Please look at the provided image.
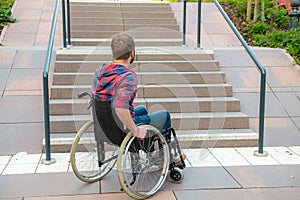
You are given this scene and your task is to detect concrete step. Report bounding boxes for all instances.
[71,38,183,46]
[122,12,175,18]
[71,31,118,39]
[70,37,184,46]
[175,129,258,148]
[71,11,122,18]
[71,18,177,25]
[140,71,226,84]
[50,97,241,115]
[122,6,173,13]
[55,48,214,61]
[50,112,249,133]
[45,129,258,152]
[71,24,123,32]
[172,112,249,130]
[52,71,226,85]
[54,60,220,73]
[70,5,122,12]
[71,30,182,39]
[71,11,174,18]
[70,2,171,7]
[71,18,123,25]
[72,25,180,32]
[124,18,177,25]
[50,84,233,99]
[70,5,173,12]
[69,2,120,6]
[120,2,172,7]
[124,24,179,31]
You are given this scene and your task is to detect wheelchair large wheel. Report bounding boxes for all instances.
[117,125,170,199]
[70,120,118,183]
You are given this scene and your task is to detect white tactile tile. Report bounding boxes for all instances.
[0,165,6,174]
[288,146,300,156]
[37,153,71,173]
[36,162,70,173]
[2,146,300,175]
[265,147,300,165]
[184,159,192,168]
[184,148,220,167]
[0,156,11,165]
[235,147,280,165]
[41,153,71,163]
[9,152,42,164]
[2,163,38,175]
[210,148,251,166]
[180,149,192,167]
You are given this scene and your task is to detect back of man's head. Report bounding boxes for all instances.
[111,33,135,60]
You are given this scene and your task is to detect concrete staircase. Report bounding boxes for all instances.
[47,1,257,152]
[70,1,182,46]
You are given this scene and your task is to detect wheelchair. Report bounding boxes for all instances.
[70,92,186,199]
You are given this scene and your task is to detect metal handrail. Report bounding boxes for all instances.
[213,0,267,155]
[42,0,59,164]
[62,0,71,48]
[183,0,187,46]
[197,0,201,48]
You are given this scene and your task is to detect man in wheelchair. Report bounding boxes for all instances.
[90,32,186,165]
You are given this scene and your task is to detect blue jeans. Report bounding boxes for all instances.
[134,105,171,133]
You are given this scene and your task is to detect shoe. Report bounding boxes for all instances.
[174,153,186,165]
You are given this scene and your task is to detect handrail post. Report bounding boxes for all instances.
[62,0,67,48]
[183,0,187,46]
[67,0,71,46]
[41,73,55,165]
[254,72,268,156]
[197,0,201,48]
[41,0,59,165]
[213,0,267,157]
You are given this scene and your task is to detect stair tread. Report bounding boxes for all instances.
[50,97,240,104]
[51,83,232,88]
[50,112,248,121]
[56,47,214,55]
[53,71,225,75]
[55,60,219,63]
[51,83,232,89]
[176,129,258,140]
[46,129,257,145]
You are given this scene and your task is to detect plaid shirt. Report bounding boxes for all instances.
[91,63,138,120]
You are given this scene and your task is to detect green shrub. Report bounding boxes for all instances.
[0,0,16,25]
[184,0,213,2]
[265,7,289,28]
[244,21,270,37]
[253,29,300,50]
[221,0,300,65]
[220,0,248,19]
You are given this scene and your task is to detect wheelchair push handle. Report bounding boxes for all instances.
[77,92,92,99]
[77,92,93,110]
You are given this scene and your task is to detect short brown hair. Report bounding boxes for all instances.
[111,33,135,60]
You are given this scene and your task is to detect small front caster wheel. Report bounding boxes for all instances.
[169,167,184,184]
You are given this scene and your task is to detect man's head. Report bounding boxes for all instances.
[111,33,135,63]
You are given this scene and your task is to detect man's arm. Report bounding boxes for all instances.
[115,108,146,140]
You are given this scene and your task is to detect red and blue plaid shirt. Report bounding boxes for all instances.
[91,63,138,120]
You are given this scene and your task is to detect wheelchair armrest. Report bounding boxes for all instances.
[136,122,150,126]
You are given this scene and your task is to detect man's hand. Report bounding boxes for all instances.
[133,126,147,140]
[115,108,147,140]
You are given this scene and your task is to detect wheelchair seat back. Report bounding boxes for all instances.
[93,98,127,146]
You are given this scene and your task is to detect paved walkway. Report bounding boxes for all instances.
[0,0,300,199]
